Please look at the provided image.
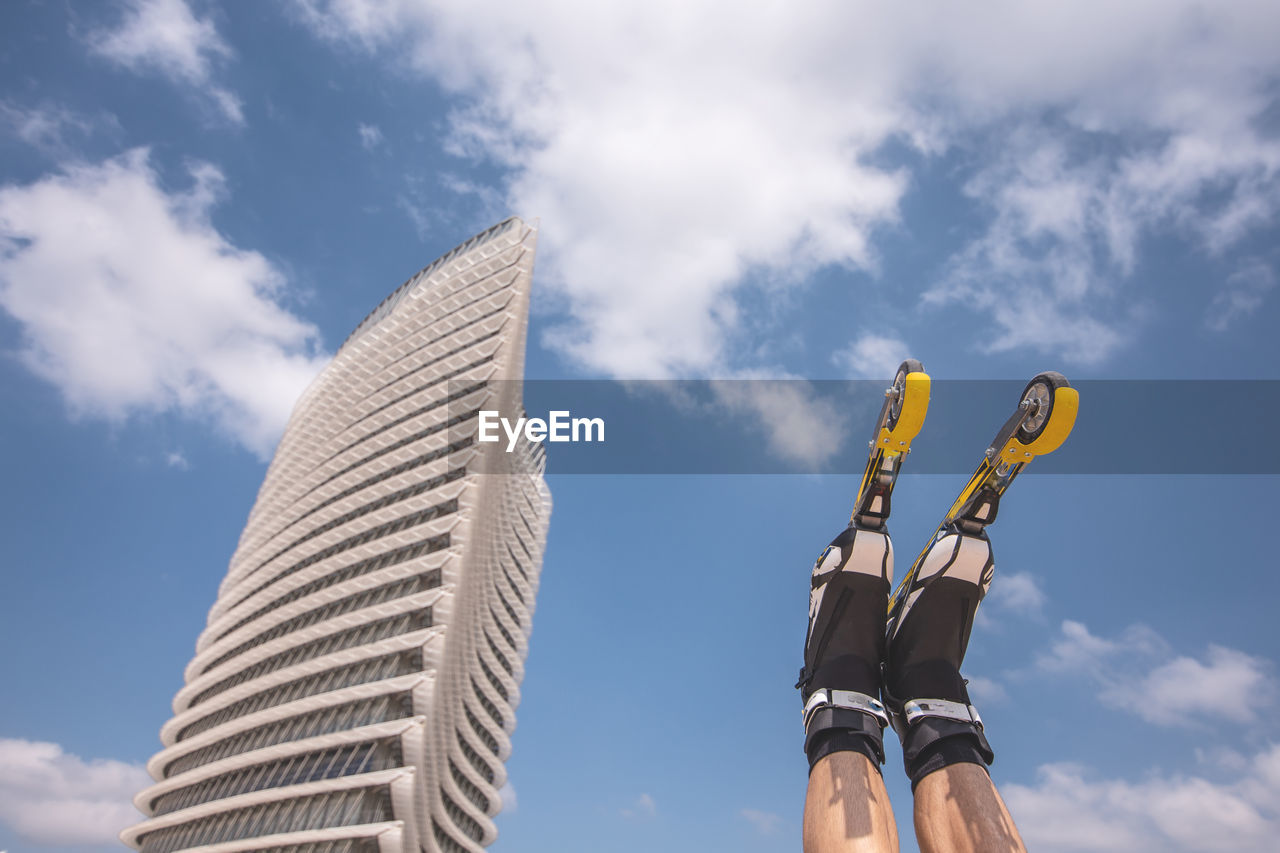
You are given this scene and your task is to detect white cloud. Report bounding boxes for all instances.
[1005,744,1280,852]
[922,117,1280,363]
[708,379,849,469]
[740,808,783,835]
[164,450,190,470]
[833,333,910,379]
[621,792,657,820]
[1116,646,1277,727]
[988,571,1047,616]
[0,102,112,157]
[1206,260,1276,332]
[88,0,243,124]
[294,0,1280,377]
[397,194,432,240]
[294,0,910,377]
[497,780,516,813]
[0,148,330,457]
[0,737,150,846]
[358,122,384,150]
[977,571,1047,632]
[963,674,1009,706]
[1036,620,1165,673]
[921,133,1131,365]
[439,173,507,223]
[1035,621,1277,727]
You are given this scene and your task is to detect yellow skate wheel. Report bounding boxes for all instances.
[1000,371,1078,460]
[878,359,930,453]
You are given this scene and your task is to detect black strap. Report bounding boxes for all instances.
[804,705,886,765]
[900,715,994,766]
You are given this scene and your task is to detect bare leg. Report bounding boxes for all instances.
[803,751,898,853]
[913,763,1025,853]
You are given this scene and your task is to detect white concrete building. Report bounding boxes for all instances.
[123,218,551,853]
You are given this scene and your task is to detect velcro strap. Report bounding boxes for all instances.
[903,698,983,729]
[802,689,888,765]
[899,715,995,766]
[804,689,889,730]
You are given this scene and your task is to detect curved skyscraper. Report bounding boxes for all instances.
[123,218,551,853]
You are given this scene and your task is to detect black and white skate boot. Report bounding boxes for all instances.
[795,359,931,771]
[797,523,894,771]
[881,371,1079,789]
[882,525,996,788]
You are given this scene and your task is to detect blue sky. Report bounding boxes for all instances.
[1,1,1278,851]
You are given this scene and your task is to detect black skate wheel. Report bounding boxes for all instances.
[1015,371,1070,443]
[887,358,924,431]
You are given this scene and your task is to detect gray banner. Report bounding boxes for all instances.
[446,380,1280,474]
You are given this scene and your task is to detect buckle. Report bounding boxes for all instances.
[902,698,983,729]
[804,688,890,729]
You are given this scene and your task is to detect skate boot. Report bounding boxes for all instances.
[797,523,894,772]
[882,525,996,789]
[795,360,930,772]
[881,371,1079,789]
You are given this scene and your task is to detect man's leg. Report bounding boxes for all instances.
[883,527,1026,852]
[805,752,898,853]
[798,525,898,853]
[913,763,1025,853]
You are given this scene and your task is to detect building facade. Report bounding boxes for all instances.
[123,218,551,853]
